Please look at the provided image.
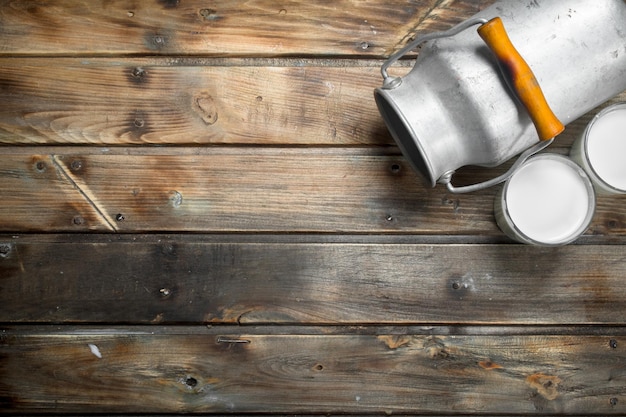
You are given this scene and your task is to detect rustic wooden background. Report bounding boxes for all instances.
[1,0,626,415]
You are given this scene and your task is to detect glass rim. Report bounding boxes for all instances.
[501,154,596,246]
[583,102,626,193]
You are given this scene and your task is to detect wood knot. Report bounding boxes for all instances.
[378,335,411,350]
[526,373,561,401]
[193,93,218,125]
[424,337,449,359]
[169,190,183,208]
[199,8,219,21]
[0,243,11,258]
[130,67,147,84]
[478,360,503,370]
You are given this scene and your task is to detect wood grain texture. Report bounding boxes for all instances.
[1,328,625,414]
[395,0,496,50]
[1,147,625,235]
[2,237,626,325]
[0,59,394,145]
[0,0,446,57]
[1,59,622,146]
[0,148,490,233]
[1,0,625,415]
[0,154,112,231]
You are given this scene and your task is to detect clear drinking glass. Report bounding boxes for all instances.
[495,154,596,246]
[570,102,626,195]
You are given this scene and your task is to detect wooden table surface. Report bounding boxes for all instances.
[1,0,626,415]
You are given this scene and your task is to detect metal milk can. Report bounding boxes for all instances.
[374,0,626,193]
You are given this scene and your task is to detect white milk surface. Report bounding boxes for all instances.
[506,157,591,244]
[587,107,626,191]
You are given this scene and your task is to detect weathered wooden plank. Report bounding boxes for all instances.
[0,0,495,57]
[0,59,394,145]
[1,147,624,234]
[1,328,625,414]
[0,148,490,233]
[2,237,626,324]
[2,410,566,417]
[0,154,112,231]
[397,0,496,50]
[1,58,623,146]
[0,0,428,56]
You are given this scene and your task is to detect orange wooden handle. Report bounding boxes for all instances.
[478,17,564,141]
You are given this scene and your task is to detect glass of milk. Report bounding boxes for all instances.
[571,103,626,194]
[494,154,596,245]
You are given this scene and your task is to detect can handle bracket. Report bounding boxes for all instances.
[439,138,554,194]
[381,17,488,81]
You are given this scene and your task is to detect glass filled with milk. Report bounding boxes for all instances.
[495,154,596,246]
[570,102,626,194]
